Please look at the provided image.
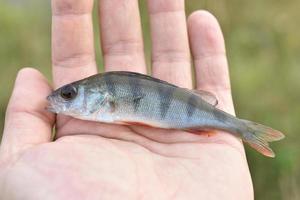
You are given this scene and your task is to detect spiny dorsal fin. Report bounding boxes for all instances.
[191,90,218,106]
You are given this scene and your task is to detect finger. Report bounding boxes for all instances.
[188,11,234,114]
[147,0,192,88]
[0,68,54,159]
[52,0,97,88]
[99,0,146,73]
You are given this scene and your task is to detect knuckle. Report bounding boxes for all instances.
[102,38,143,56]
[152,49,190,63]
[52,53,95,68]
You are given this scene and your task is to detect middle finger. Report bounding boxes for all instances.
[147,0,192,88]
[99,0,147,73]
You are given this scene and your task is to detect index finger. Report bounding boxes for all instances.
[52,0,97,88]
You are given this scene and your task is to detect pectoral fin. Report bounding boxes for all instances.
[87,92,115,113]
[117,95,144,103]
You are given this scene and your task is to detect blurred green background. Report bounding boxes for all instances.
[0,0,299,199]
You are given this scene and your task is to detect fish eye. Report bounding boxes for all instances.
[60,85,77,100]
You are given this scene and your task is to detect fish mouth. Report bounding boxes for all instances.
[46,94,53,101]
[46,95,57,113]
[45,104,57,113]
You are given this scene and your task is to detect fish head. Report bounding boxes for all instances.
[46,80,108,118]
[46,82,85,116]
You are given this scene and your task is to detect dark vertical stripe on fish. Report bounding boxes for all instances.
[157,86,175,119]
[213,108,228,123]
[104,74,116,95]
[186,94,198,118]
[128,77,143,113]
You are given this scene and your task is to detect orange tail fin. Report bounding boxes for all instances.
[240,119,285,157]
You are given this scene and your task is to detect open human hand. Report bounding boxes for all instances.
[0,1,253,199]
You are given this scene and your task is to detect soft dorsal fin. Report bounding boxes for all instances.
[191,90,218,106]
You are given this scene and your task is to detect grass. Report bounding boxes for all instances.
[1,0,299,199]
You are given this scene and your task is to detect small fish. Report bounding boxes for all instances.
[47,71,285,157]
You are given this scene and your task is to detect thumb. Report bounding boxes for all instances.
[0,68,54,159]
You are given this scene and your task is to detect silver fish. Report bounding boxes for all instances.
[47,71,285,157]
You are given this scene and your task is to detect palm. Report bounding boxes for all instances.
[1,0,253,199]
[2,128,251,199]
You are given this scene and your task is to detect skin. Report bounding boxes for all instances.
[0,0,254,199]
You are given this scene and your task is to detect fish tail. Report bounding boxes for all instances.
[239,119,285,157]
